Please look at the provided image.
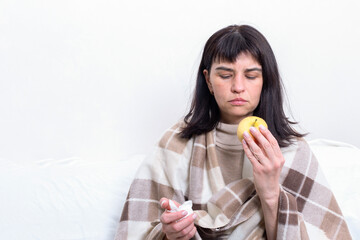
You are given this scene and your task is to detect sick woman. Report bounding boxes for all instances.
[115,25,351,240]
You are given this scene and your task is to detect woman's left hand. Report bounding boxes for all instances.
[242,125,285,203]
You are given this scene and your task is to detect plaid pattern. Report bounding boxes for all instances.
[114,122,351,239]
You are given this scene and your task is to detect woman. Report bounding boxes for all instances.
[115,25,351,239]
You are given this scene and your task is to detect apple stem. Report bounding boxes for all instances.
[253,119,257,127]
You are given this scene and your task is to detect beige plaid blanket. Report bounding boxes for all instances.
[115,122,351,239]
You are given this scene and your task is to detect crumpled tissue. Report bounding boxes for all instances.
[168,200,194,220]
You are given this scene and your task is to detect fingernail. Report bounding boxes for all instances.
[192,213,197,219]
[243,131,250,139]
[160,200,166,207]
[259,125,266,131]
[249,127,257,133]
[182,211,188,216]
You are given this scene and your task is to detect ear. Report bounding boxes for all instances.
[203,69,213,94]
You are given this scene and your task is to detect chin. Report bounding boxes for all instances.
[221,110,254,124]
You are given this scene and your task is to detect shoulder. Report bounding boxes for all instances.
[157,121,193,155]
[281,137,311,153]
[281,137,313,165]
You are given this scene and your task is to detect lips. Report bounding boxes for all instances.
[229,98,247,106]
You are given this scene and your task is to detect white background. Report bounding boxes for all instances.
[1,0,359,162]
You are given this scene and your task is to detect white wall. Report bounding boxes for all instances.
[1,0,359,162]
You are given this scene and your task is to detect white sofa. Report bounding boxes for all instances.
[0,139,359,239]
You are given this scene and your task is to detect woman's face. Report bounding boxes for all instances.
[204,52,263,124]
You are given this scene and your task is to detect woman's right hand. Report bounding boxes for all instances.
[159,198,197,240]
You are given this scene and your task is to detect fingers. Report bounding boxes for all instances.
[161,209,188,224]
[246,126,277,158]
[242,130,266,165]
[187,226,197,238]
[256,126,284,167]
[258,126,281,152]
[162,213,197,239]
[160,198,198,239]
[258,126,284,162]
[242,138,261,169]
[243,125,285,170]
[175,226,197,240]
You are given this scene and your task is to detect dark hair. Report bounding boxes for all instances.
[180,25,306,147]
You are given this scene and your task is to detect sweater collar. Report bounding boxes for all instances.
[215,122,243,150]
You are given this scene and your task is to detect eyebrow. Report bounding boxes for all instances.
[215,66,234,72]
[244,67,262,73]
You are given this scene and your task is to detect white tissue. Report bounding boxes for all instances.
[168,200,194,219]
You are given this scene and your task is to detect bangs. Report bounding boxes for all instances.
[211,31,260,64]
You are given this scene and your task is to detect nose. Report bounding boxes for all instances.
[231,74,245,93]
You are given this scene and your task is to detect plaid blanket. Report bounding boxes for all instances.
[115,122,351,239]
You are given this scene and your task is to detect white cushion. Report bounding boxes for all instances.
[0,155,144,240]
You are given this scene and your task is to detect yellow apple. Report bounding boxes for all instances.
[237,116,268,141]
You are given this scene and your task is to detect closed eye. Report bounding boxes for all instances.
[246,75,257,80]
[220,75,232,79]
